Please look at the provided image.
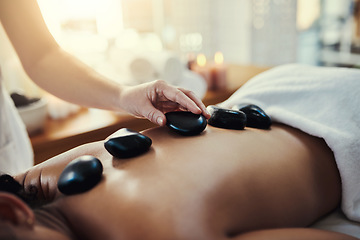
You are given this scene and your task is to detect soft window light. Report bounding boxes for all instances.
[37,0,123,38]
[96,0,123,39]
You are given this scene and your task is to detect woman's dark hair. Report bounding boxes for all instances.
[0,174,37,207]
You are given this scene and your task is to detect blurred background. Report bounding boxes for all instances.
[1,0,359,99]
[2,0,360,161]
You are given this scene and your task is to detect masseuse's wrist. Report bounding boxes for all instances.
[116,85,135,114]
[113,84,127,112]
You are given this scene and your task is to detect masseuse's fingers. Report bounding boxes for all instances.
[120,80,210,126]
[163,85,211,118]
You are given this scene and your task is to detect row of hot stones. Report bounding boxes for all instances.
[58,104,271,195]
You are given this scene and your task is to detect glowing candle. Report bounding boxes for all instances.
[197,53,207,67]
[191,53,211,89]
[210,51,227,91]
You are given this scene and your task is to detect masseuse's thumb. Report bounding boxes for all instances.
[144,107,166,126]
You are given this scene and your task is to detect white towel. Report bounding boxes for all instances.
[113,50,184,85]
[146,52,184,85]
[219,64,360,222]
[110,49,207,99]
[128,57,156,83]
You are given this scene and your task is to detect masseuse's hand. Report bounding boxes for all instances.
[119,80,210,126]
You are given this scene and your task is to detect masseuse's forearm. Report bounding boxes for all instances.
[0,0,124,112]
[25,47,124,111]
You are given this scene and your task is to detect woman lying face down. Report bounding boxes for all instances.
[0,124,357,240]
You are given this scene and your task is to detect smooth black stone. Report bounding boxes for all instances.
[207,105,246,130]
[58,155,103,195]
[104,128,152,158]
[232,104,271,129]
[165,111,207,136]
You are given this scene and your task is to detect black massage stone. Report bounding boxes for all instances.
[207,105,246,130]
[165,111,207,136]
[232,104,271,129]
[58,155,103,195]
[104,128,152,158]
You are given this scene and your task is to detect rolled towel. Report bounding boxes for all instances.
[129,51,184,85]
[128,57,156,83]
[147,51,184,85]
[109,49,156,84]
[110,49,184,85]
[177,70,207,100]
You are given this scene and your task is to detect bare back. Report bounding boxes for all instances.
[42,124,341,240]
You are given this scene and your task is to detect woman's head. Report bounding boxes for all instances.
[0,174,34,239]
[0,174,37,207]
[0,191,35,239]
[0,176,71,240]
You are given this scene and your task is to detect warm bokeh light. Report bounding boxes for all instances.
[214,51,224,65]
[196,54,207,67]
[297,0,320,30]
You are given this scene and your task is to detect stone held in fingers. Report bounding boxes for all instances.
[207,105,247,130]
[104,128,152,159]
[165,111,207,136]
[232,104,271,129]
[58,155,103,195]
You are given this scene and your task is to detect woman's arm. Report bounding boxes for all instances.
[14,141,107,204]
[233,228,359,240]
[0,0,209,125]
